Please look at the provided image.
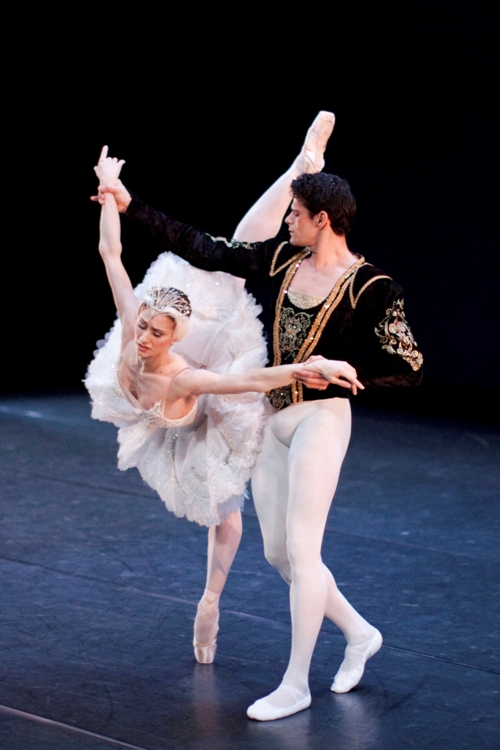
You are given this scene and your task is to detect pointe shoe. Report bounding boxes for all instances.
[331,629,383,693]
[247,685,312,721]
[193,630,218,664]
[295,110,335,174]
[193,598,219,664]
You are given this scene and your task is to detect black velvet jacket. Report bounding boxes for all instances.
[125,196,423,405]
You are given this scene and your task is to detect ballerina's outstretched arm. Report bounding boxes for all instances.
[95,147,137,343]
[233,111,335,242]
[167,357,363,404]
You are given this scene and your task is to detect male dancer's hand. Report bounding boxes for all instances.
[294,356,364,395]
[91,146,132,213]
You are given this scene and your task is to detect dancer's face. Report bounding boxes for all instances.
[135,308,176,358]
[285,198,322,247]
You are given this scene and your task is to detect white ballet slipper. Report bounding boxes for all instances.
[247,684,312,721]
[294,110,335,174]
[330,629,383,693]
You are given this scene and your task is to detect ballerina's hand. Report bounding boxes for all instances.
[296,358,365,395]
[90,146,131,211]
[292,355,329,391]
[93,145,125,183]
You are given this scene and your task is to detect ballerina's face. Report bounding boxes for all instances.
[135,307,176,358]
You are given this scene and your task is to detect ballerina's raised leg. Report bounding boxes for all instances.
[233,110,335,242]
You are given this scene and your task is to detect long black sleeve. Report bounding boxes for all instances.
[125,195,279,281]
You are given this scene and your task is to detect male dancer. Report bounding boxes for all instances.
[93,114,423,720]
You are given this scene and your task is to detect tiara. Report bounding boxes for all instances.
[141,287,192,318]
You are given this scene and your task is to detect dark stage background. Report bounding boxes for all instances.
[7,7,498,421]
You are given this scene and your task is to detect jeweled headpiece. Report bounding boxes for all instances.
[140,286,192,342]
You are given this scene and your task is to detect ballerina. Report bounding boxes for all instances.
[86,147,364,667]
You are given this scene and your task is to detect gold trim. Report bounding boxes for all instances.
[271,256,309,367]
[269,243,310,277]
[297,379,304,402]
[350,275,392,309]
[270,255,366,404]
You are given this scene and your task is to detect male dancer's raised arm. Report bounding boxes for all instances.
[91,148,275,281]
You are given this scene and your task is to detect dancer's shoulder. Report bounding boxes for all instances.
[350,261,402,309]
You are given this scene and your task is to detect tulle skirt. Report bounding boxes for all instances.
[85,252,267,526]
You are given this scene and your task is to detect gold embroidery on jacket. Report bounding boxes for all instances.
[268,307,314,408]
[279,308,314,355]
[268,255,366,407]
[375,298,423,371]
[207,234,254,249]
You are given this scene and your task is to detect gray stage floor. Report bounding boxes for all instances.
[0,394,498,749]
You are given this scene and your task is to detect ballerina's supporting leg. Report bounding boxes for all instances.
[193,510,243,663]
[233,111,335,242]
[249,400,380,720]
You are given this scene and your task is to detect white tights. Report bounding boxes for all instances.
[251,399,376,705]
[194,510,242,646]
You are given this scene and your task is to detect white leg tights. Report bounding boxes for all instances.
[248,399,379,719]
[193,510,242,662]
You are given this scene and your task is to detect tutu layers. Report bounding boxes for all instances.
[85,252,267,526]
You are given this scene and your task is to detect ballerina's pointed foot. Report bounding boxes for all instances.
[193,632,218,664]
[331,628,383,693]
[193,596,219,664]
[247,684,311,721]
[296,110,336,174]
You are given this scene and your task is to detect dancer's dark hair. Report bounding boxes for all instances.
[291,173,357,236]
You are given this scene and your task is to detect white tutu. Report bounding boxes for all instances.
[85,252,268,526]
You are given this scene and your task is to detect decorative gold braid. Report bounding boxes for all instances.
[290,276,352,402]
[271,256,310,366]
[297,379,303,402]
[269,243,310,277]
[350,275,392,309]
[349,263,372,307]
[269,255,366,403]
